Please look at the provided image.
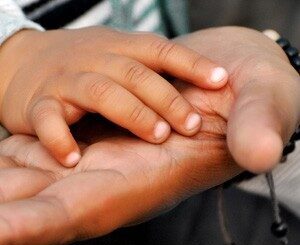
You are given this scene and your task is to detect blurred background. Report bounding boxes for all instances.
[189,0,300,46]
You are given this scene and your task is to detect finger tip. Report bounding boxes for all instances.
[64,151,81,167]
[184,112,202,135]
[210,67,228,86]
[230,127,283,174]
[153,121,171,143]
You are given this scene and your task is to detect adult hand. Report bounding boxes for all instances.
[0,91,238,244]
[175,27,300,172]
[0,27,299,244]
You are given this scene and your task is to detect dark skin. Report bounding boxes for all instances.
[0,27,298,244]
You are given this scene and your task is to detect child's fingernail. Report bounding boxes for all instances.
[154,121,170,141]
[185,113,201,131]
[211,67,228,83]
[65,152,81,167]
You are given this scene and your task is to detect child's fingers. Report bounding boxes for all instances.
[119,33,228,89]
[59,73,171,143]
[29,97,81,167]
[97,55,202,136]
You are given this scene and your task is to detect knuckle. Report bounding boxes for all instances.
[162,93,185,114]
[150,38,177,63]
[128,104,148,124]
[244,55,279,76]
[124,63,151,90]
[190,56,205,73]
[254,60,278,75]
[87,79,116,102]
[32,100,55,123]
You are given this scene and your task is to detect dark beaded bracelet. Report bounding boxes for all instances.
[285,46,299,59]
[291,56,300,71]
[276,37,300,160]
[276,37,300,72]
[265,36,300,245]
[276,38,290,50]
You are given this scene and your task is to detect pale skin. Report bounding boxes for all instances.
[0,26,229,167]
[0,27,298,244]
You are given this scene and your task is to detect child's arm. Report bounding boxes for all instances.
[0,27,228,167]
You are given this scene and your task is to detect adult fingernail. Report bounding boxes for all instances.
[154,121,170,141]
[211,67,228,83]
[185,113,201,131]
[65,152,81,167]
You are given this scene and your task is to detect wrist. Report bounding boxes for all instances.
[0,29,43,122]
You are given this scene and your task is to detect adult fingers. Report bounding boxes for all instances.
[0,170,156,244]
[0,156,17,169]
[0,135,66,173]
[0,135,70,203]
[0,168,54,203]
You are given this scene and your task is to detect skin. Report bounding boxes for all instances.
[0,26,228,167]
[0,26,298,244]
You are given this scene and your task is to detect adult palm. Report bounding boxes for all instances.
[0,27,298,244]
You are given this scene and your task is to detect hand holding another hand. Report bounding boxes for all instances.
[0,26,298,244]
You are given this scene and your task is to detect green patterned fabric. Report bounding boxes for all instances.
[107,0,189,37]
[159,0,189,36]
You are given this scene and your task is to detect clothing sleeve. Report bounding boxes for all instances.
[0,0,44,45]
[237,142,300,218]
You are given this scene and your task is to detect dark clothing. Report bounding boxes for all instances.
[75,188,300,245]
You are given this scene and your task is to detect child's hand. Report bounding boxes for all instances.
[0,27,228,167]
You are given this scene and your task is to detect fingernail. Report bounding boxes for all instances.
[65,152,81,167]
[211,67,228,83]
[154,121,170,141]
[185,113,201,131]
